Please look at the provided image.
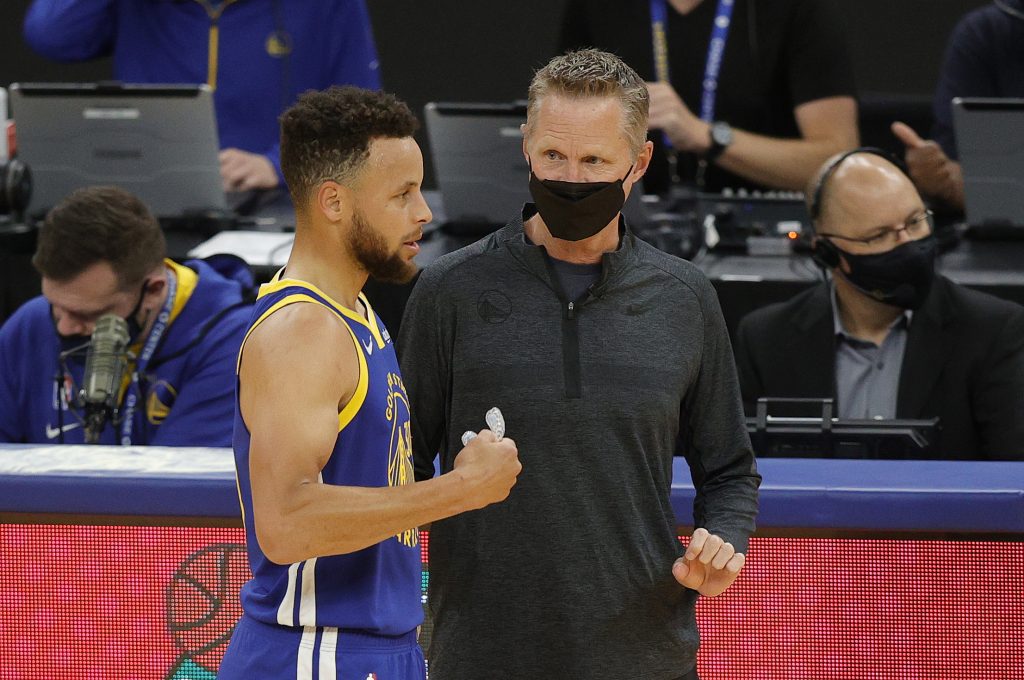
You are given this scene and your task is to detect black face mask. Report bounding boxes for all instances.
[528,164,632,241]
[57,330,91,356]
[837,236,938,310]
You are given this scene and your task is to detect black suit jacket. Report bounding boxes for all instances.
[735,276,1024,460]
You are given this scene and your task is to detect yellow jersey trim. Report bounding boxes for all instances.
[237,293,369,434]
[257,276,385,347]
[235,471,247,533]
[336,322,369,432]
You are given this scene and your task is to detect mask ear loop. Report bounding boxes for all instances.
[124,279,158,344]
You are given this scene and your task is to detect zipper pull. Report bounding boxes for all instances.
[567,301,575,320]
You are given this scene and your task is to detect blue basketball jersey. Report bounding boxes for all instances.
[232,276,422,634]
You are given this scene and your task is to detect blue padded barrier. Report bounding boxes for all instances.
[1,445,1022,532]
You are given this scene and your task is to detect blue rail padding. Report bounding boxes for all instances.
[0,444,239,518]
[2,445,1023,532]
[670,457,1024,533]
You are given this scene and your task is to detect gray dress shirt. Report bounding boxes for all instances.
[831,287,911,420]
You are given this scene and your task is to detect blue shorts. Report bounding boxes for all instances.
[219,614,426,680]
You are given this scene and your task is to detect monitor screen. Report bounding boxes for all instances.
[952,97,1024,230]
[10,82,227,218]
[747,416,940,458]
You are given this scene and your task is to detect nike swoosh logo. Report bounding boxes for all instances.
[362,339,374,355]
[45,422,82,440]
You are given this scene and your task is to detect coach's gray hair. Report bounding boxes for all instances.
[526,49,650,158]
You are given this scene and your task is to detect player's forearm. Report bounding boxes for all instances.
[715,129,854,191]
[255,472,472,564]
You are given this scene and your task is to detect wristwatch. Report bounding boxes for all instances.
[705,121,733,162]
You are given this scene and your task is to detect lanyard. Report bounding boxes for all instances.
[649,0,736,137]
[119,270,178,445]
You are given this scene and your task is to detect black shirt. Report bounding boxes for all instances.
[559,0,857,193]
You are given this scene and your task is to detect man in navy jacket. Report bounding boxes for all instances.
[0,186,252,446]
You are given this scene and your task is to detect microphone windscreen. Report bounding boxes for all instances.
[82,314,130,408]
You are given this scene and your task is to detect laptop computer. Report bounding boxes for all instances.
[424,102,530,234]
[424,101,648,236]
[951,97,1024,232]
[10,82,227,219]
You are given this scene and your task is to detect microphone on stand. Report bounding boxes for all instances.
[79,314,130,444]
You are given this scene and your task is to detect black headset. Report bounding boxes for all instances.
[807,146,913,270]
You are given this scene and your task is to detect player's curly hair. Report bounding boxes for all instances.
[280,86,419,206]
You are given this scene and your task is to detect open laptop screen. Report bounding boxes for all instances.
[10,83,227,219]
[425,101,530,233]
[952,97,1024,230]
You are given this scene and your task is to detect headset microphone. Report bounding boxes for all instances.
[80,314,131,444]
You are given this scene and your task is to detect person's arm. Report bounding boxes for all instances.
[242,302,520,565]
[397,266,450,482]
[973,307,1024,460]
[23,0,118,62]
[674,274,760,596]
[647,89,857,192]
[718,96,859,191]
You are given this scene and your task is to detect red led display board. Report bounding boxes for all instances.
[1,525,1020,679]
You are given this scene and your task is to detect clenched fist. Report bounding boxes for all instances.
[672,527,746,598]
[453,429,521,511]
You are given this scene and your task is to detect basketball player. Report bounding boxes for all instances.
[219,86,522,679]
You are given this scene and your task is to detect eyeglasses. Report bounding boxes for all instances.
[817,209,933,249]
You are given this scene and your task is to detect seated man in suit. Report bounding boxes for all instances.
[735,148,1024,460]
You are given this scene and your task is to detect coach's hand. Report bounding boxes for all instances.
[453,429,521,511]
[672,527,746,598]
